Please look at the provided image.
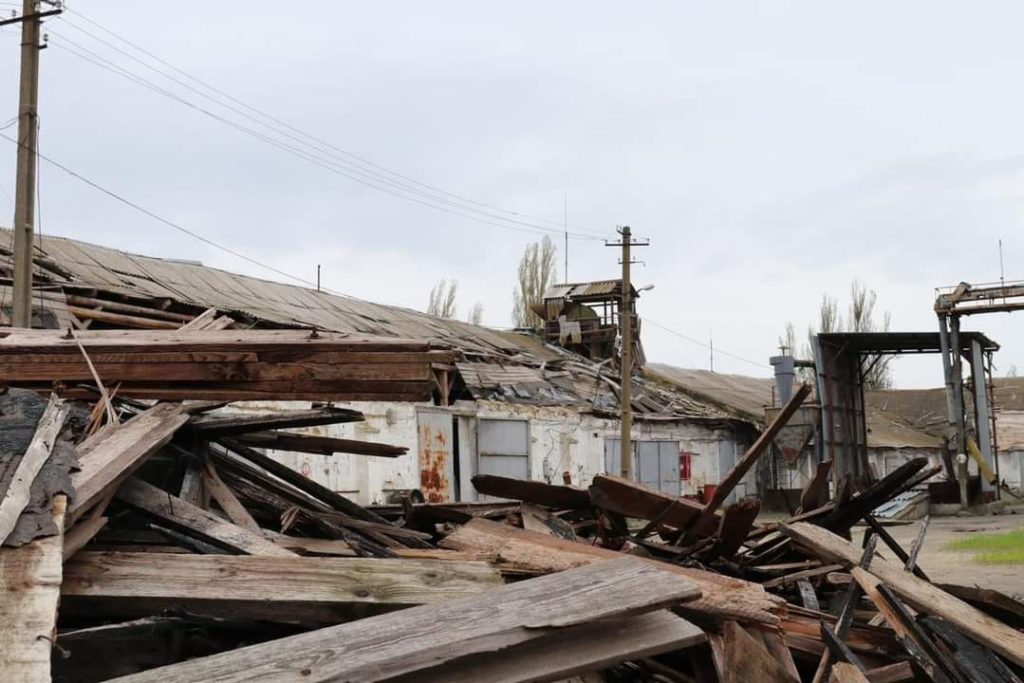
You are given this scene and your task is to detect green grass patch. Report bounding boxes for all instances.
[946,528,1024,565]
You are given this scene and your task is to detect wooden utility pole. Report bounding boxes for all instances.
[606,226,648,480]
[10,0,44,328]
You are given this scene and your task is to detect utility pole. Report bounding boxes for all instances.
[606,225,649,480]
[7,1,60,327]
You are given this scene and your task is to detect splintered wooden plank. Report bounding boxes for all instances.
[441,517,783,626]
[68,403,189,524]
[186,407,363,436]
[685,383,812,541]
[107,557,700,683]
[0,361,432,382]
[0,395,69,544]
[0,494,66,683]
[62,552,502,621]
[781,522,1024,668]
[471,474,591,508]
[588,474,712,530]
[115,478,295,557]
[232,431,407,457]
[201,461,261,533]
[721,621,799,683]
[390,610,706,683]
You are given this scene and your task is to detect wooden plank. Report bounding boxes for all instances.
[187,407,363,436]
[390,610,706,683]
[781,521,1024,668]
[862,516,929,581]
[472,474,591,508]
[216,440,396,528]
[800,459,833,512]
[65,294,196,322]
[821,459,930,533]
[233,430,406,457]
[0,360,433,382]
[115,478,296,557]
[589,474,713,531]
[441,517,784,626]
[177,307,217,329]
[708,497,760,561]
[863,662,915,683]
[62,551,503,620]
[830,663,870,683]
[106,556,700,683]
[68,403,189,524]
[0,494,66,683]
[721,621,798,683]
[0,395,69,543]
[66,305,182,329]
[762,630,801,682]
[686,383,812,541]
[201,461,261,533]
[62,512,108,561]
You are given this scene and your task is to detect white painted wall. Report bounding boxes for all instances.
[220,400,753,504]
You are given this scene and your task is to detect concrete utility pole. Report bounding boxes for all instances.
[10,0,45,328]
[606,225,648,480]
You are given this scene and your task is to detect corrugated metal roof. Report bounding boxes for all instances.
[0,229,739,421]
[542,280,622,300]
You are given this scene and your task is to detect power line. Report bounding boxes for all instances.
[49,12,606,241]
[0,130,340,293]
[63,8,601,237]
[49,34,599,243]
[644,317,765,369]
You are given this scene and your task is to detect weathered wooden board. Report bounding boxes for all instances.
[62,552,502,621]
[233,431,406,457]
[472,474,591,509]
[186,407,363,436]
[441,517,783,625]
[782,521,1024,667]
[68,403,189,524]
[0,396,69,544]
[115,478,295,557]
[108,557,699,683]
[0,494,66,683]
[721,620,798,683]
[588,474,713,530]
[390,610,706,683]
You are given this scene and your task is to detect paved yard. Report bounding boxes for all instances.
[862,512,1024,598]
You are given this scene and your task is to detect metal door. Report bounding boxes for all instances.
[417,410,454,503]
[637,441,680,495]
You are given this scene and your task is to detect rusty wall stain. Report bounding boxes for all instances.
[419,423,451,503]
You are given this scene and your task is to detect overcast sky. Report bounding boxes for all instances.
[1,2,1022,387]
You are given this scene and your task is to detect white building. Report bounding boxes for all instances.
[0,228,759,504]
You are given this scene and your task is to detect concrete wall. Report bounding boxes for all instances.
[221,400,753,505]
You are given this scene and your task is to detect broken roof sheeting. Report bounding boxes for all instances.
[644,365,774,423]
[1,229,740,421]
[0,228,536,356]
[542,280,622,300]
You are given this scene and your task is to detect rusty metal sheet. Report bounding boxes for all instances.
[417,411,453,503]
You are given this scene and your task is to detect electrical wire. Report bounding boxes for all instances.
[62,8,603,238]
[644,317,765,369]
[48,16,606,241]
[49,35,598,242]
[0,130,343,293]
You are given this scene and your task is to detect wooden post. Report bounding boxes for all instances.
[11,0,41,327]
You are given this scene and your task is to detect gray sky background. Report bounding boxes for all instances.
[1,2,1022,387]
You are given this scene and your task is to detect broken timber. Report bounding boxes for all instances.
[472,473,591,509]
[0,495,66,683]
[115,478,295,557]
[61,552,502,624]
[781,521,1024,667]
[107,557,700,683]
[0,395,69,544]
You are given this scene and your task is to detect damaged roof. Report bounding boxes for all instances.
[0,228,740,422]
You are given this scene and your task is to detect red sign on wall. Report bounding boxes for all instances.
[679,451,694,481]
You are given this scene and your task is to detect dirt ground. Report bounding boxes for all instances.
[858,511,1024,598]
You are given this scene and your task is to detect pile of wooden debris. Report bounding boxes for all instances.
[1,329,1022,682]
